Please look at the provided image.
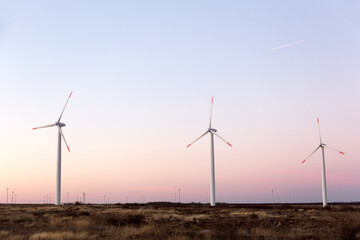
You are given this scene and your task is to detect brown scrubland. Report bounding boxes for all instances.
[0,202,360,239]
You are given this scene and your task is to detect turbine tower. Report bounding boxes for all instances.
[186,97,232,206]
[302,118,344,208]
[33,92,72,205]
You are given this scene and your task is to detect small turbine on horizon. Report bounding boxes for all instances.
[302,118,344,208]
[33,92,73,205]
[186,97,232,207]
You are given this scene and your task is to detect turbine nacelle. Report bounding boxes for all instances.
[56,122,66,128]
[209,128,217,133]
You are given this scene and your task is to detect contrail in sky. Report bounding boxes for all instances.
[272,38,310,50]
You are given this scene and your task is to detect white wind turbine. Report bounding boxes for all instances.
[302,118,344,208]
[186,97,232,206]
[33,92,73,205]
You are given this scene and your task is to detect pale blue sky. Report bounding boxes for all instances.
[0,1,359,204]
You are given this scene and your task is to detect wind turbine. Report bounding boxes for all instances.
[302,118,344,208]
[186,97,232,206]
[33,92,72,205]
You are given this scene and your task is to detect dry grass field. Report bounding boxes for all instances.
[0,202,360,239]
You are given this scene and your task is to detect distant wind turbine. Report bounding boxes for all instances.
[302,118,345,208]
[33,92,73,205]
[186,97,232,206]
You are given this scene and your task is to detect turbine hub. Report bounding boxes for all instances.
[56,122,66,127]
[209,128,217,133]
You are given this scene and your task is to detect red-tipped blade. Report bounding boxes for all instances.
[58,91,73,122]
[209,97,214,128]
[32,123,56,130]
[325,145,345,155]
[58,127,71,153]
[316,117,322,143]
[213,132,232,147]
[187,131,208,149]
[302,146,321,165]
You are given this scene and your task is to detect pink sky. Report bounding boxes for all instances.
[1,1,359,204]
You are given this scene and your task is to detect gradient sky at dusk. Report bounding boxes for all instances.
[1,1,360,204]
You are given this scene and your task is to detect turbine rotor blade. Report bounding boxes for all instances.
[324,145,345,155]
[209,97,213,128]
[186,131,208,148]
[302,146,321,164]
[32,123,56,130]
[213,132,232,147]
[58,91,73,122]
[317,118,322,143]
[58,127,70,152]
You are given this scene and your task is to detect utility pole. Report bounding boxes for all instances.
[104,194,106,204]
[126,196,128,204]
[11,191,14,204]
[272,190,274,204]
[178,188,181,203]
[6,188,8,204]
[15,194,17,204]
[46,195,48,204]
[83,192,85,204]
[76,194,78,202]
[67,192,69,203]
[49,196,51,204]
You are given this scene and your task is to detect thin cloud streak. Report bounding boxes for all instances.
[272,38,310,50]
